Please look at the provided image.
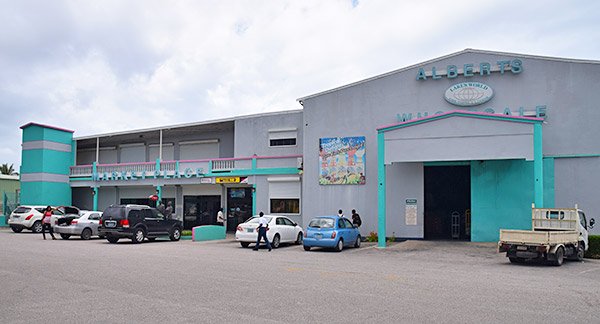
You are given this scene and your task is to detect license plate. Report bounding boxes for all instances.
[517,246,528,251]
[246,228,253,233]
[13,215,20,218]
[105,220,117,228]
[315,233,322,239]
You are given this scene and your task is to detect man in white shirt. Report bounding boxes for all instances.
[253,212,272,251]
[216,208,225,226]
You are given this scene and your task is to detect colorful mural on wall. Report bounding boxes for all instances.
[319,136,366,185]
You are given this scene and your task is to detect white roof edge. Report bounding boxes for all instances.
[297,48,600,102]
[74,109,303,140]
[0,174,19,180]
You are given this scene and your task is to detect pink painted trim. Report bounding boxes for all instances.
[71,164,93,168]
[97,161,155,167]
[256,154,303,160]
[20,122,75,133]
[377,110,544,131]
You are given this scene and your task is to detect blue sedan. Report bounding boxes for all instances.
[303,216,361,252]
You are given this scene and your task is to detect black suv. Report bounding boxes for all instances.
[98,205,183,244]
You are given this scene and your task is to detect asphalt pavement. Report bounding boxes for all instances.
[0,228,599,323]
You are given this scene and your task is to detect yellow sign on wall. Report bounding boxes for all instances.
[215,177,241,184]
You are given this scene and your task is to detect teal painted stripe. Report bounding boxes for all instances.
[206,167,299,177]
[70,177,93,181]
[377,132,386,248]
[20,181,72,206]
[21,150,72,175]
[424,161,470,166]
[379,112,542,133]
[22,125,73,144]
[545,154,600,159]
[252,184,256,216]
[533,123,543,207]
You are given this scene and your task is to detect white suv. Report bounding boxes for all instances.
[8,206,79,233]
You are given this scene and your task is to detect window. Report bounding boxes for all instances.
[129,210,142,219]
[308,218,334,228]
[343,218,354,228]
[89,213,101,220]
[270,199,300,214]
[282,218,295,226]
[276,218,285,225]
[338,219,346,228]
[579,212,587,229]
[268,129,297,147]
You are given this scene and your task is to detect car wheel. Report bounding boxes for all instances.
[354,236,361,248]
[303,245,311,251]
[10,226,23,233]
[60,233,71,240]
[131,228,145,244]
[550,246,564,266]
[576,242,585,261]
[169,227,181,241]
[31,221,43,233]
[106,235,119,244]
[335,239,343,252]
[241,242,250,248]
[272,234,281,249]
[81,228,92,240]
[295,233,303,245]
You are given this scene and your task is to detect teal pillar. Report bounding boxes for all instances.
[251,157,257,171]
[533,123,544,207]
[208,160,213,174]
[252,184,256,216]
[93,187,98,211]
[377,132,387,248]
[156,186,162,204]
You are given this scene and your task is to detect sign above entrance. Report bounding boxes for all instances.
[444,82,494,107]
[216,177,242,184]
[416,59,523,81]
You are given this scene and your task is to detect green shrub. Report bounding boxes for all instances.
[585,235,600,259]
[182,230,193,237]
[366,231,378,242]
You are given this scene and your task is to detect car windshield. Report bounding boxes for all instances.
[308,218,334,228]
[13,207,31,213]
[246,216,273,224]
[102,207,126,219]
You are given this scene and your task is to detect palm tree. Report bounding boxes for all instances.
[0,163,17,175]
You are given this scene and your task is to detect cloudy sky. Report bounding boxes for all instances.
[1,0,599,169]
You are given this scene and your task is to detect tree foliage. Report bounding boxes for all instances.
[0,163,17,175]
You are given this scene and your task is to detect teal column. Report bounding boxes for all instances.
[533,123,544,207]
[252,184,256,216]
[251,157,257,171]
[93,187,98,211]
[156,186,162,204]
[208,160,213,174]
[377,131,387,248]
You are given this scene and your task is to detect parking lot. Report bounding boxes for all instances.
[1,229,599,323]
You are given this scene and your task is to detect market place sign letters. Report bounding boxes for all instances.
[93,168,205,181]
[416,59,523,81]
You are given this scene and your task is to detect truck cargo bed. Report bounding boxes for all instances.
[499,229,579,245]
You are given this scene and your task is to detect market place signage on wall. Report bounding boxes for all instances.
[416,59,523,81]
[93,168,205,181]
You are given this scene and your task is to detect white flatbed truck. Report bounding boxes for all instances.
[498,204,595,266]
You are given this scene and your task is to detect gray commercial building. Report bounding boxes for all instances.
[19,49,600,241]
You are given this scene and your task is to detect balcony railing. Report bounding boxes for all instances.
[69,155,302,178]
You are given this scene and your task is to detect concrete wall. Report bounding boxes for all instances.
[554,157,600,235]
[301,51,600,239]
[385,162,424,238]
[234,111,303,158]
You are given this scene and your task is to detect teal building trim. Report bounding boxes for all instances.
[533,123,544,207]
[252,184,256,216]
[21,150,72,175]
[21,123,74,145]
[21,182,72,206]
[192,225,226,241]
[93,187,98,211]
[377,131,386,248]
[470,158,555,242]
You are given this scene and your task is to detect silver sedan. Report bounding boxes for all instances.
[53,211,103,240]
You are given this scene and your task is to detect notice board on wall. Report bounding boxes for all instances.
[405,198,417,225]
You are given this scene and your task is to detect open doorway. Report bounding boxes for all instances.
[424,165,471,240]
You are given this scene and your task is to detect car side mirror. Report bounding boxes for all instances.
[590,218,595,229]
[293,222,297,227]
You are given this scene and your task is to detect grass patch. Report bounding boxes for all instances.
[182,230,193,237]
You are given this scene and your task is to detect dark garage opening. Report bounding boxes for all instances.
[424,165,471,240]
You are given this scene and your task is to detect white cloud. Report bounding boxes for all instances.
[1,0,600,168]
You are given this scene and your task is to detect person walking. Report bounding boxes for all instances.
[351,209,362,227]
[164,201,173,219]
[253,212,272,251]
[41,206,56,240]
[216,208,225,226]
[338,209,345,218]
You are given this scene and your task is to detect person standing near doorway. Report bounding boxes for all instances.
[351,209,362,228]
[41,206,56,240]
[216,208,225,226]
[253,212,271,251]
[338,209,345,218]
